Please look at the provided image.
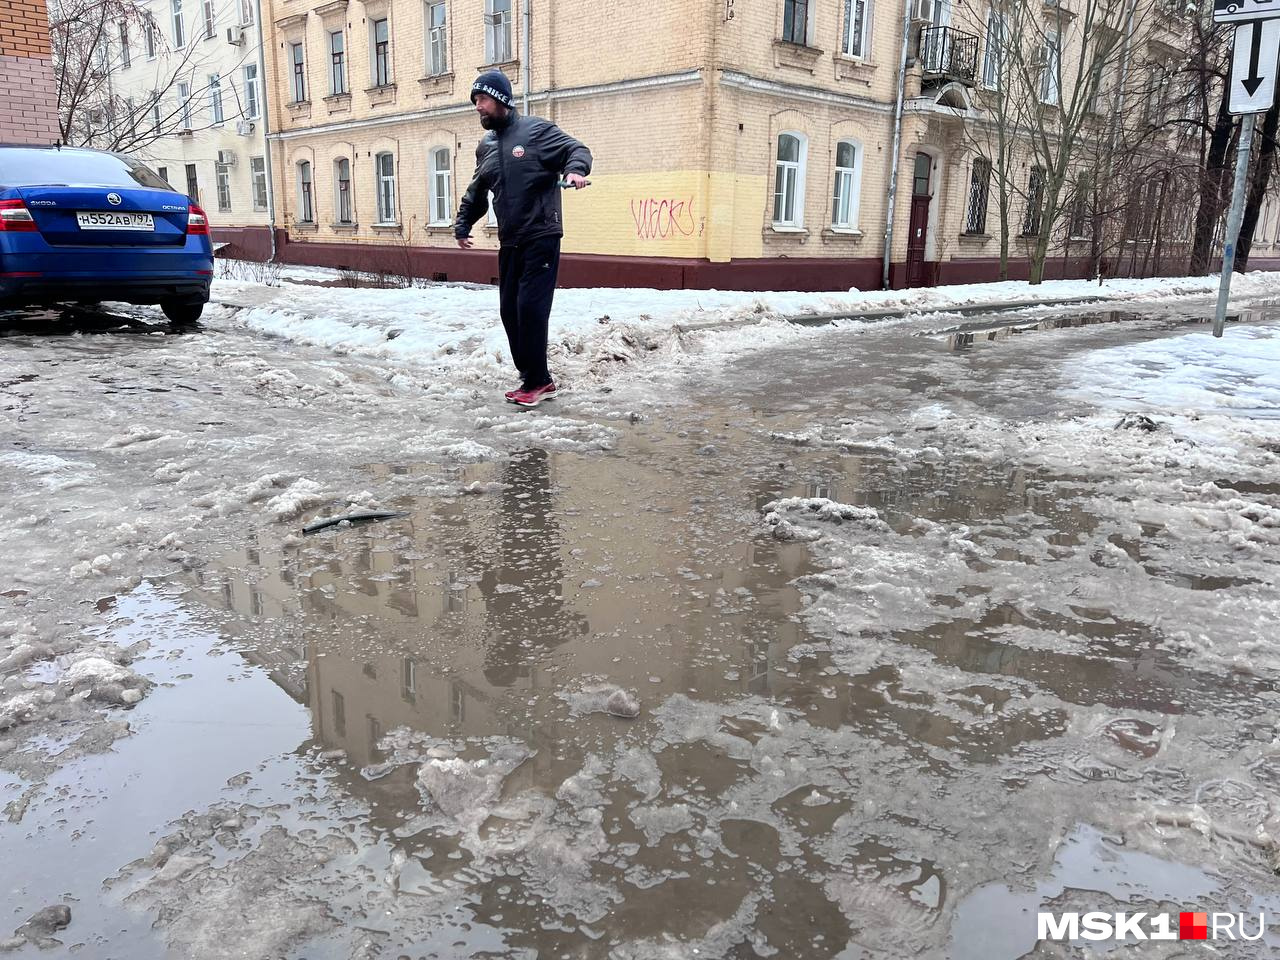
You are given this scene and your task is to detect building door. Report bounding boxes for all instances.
[906,153,933,288]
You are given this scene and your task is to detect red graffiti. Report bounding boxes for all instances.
[631,195,697,240]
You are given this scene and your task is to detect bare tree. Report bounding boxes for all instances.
[49,0,257,154]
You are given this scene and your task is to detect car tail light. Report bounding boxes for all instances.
[187,203,210,235]
[0,199,38,232]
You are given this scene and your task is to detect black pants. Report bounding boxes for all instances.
[498,234,561,389]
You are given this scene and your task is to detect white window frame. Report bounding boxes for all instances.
[370,17,391,87]
[250,156,268,210]
[1039,31,1060,104]
[772,132,807,229]
[171,0,185,48]
[335,157,353,223]
[426,0,448,76]
[239,0,254,25]
[841,0,870,59]
[243,63,260,119]
[831,138,863,230]
[215,162,232,211]
[150,101,162,132]
[782,0,814,45]
[484,0,512,64]
[329,30,346,94]
[375,151,397,224]
[144,17,157,58]
[208,73,224,124]
[982,9,1005,88]
[429,146,452,225]
[297,160,314,223]
[202,0,215,40]
[291,42,307,102]
[178,80,193,129]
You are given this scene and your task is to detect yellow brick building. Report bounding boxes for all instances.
[250,0,1200,289]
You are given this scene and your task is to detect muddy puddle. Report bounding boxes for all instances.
[5,306,1280,957]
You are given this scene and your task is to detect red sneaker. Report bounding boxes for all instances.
[512,382,557,407]
[504,387,521,403]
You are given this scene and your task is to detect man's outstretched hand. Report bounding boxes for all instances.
[456,236,474,249]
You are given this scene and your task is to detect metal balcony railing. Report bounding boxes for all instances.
[918,25,979,85]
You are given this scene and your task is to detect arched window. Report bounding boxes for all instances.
[296,160,313,223]
[429,147,452,225]
[831,139,863,230]
[773,132,807,228]
[375,152,396,224]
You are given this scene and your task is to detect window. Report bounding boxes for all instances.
[239,0,254,24]
[371,18,390,86]
[375,152,396,223]
[1039,32,1060,104]
[185,162,199,203]
[1023,166,1045,236]
[965,157,991,234]
[178,80,192,129]
[145,17,157,58]
[243,63,260,118]
[426,0,448,75]
[157,165,169,183]
[329,31,346,94]
[1144,68,1170,125]
[297,161,314,222]
[1069,174,1092,239]
[773,133,805,227]
[332,690,346,738]
[782,0,810,44]
[250,156,267,210]
[401,657,417,702]
[291,42,306,102]
[429,146,452,224]
[335,157,353,223]
[982,10,1005,88]
[202,0,215,39]
[215,162,232,211]
[484,0,512,64]
[171,0,185,47]
[831,139,862,229]
[150,101,162,132]
[208,73,223,124]
[842,0,869,58]
[118,22,131,68]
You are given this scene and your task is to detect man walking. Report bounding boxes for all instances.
[455,70,592,408]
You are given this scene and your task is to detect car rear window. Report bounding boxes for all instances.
[0,148,170,190]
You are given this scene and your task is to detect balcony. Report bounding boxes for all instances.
[918,25,979,86]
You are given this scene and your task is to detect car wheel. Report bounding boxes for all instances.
[161,301,203,325]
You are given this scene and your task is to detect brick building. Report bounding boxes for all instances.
[1,0,60,145]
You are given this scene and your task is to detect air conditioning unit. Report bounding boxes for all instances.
[235,119,254,136]
[216,149,238,166]
[226,25,245,44]
[912,0,935,23]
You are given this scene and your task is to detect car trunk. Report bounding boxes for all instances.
[16,186,191,247]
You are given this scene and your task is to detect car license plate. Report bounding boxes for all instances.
[76,211,154,231]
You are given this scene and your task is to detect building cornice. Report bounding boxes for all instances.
[717,69,893,114]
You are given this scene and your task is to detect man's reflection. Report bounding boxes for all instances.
[477,448,587,687]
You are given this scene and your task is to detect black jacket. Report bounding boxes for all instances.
[454,112,592,247]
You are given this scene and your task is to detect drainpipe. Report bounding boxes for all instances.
[253,0,277,262]
[522,0,531,114]
[882,0,915,290]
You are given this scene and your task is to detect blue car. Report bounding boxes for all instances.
[0,144,213,324]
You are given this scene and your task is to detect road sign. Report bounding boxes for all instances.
[1229,20,1280,114]
[1215,0,1280,25]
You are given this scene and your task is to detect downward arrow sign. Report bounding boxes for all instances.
[1243,21,1266,96]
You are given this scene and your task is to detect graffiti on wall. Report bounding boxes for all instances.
[630,195,702,240]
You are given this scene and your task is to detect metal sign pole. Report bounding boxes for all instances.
[1214,112,1258,338]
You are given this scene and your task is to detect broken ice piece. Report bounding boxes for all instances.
[606,690,641,719]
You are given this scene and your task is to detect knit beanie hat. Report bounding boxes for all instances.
[471,70,514,107]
